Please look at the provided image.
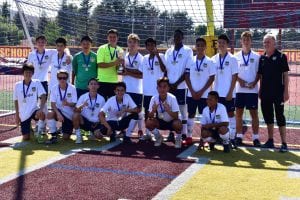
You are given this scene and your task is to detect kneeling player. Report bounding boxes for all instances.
[73,78,106,143]
[200,91,230,153]
[100,82,139,143]
[146,77,183,148]
[47,70,77,143]
[14,64,47,141]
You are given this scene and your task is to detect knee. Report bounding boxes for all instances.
[218,126,229,135]
[72,112,81,121]
[172,119,182,132]
[146,118,158,131]
[201,129,210,138]
[228,112,234,118]
[47,111,55,119]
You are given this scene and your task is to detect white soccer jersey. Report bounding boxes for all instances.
[140,54,166,96]
[101,94,137,121]
[201,103,229,125]
[50,83,77,120]
[165,45,193,89]
[76,92,105,123]
[211,52,238,98]
[49,53,73,91]
[186,55,216,98]
[13,79,46,122]
[235,50,260,93]
[27,49,57,82]
[122,52,143,94]
[148,93,180,122]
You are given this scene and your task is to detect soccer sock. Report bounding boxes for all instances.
[220,131,230,144]
[75,129,81,137]
[187,118,194,138]
[252,133,259,141]
[236,133,243,139]
[126,120,137,137]
[203,137,216,143]
[37,120,46,133]
[47,119,57,134]
[229,116,236,139]
[145,128,151,136]
[175,133,182,140]
[138,112,143,131]
[152,128,160,136]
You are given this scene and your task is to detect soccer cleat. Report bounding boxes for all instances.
[261,139,275,148]
[123,136,133,144]
[45,136,58,144]
[235,137,243,146]
[253,139,261,147]
[181,134,187,140]
[165,131,175,143]
[182,137,193,146]
[230,139,238,149]
[154,133,163,147]
[209,142,215,151]
[279,143,288,153]
[198,139,205,151]
[36,131,45,144]
[175,137,182,149]
[223,144,230,153]
[75,134,83,144]
[88,132,97,140]
[139,134,152,141]
[138,130,143,137]
[110,132,116,142]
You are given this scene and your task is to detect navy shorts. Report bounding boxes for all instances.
[235,93,258,110]
[55,110,73,134]
[157,118,176,131]
[81,116,105,133]
[143,95,152,114]
[127,92,143,108]
[219,97,235,113]
[76,88,88,99]
[187,97,207,115]
[41,81,48,96]
[170,89,186,105]
[203,128,221,140]
[102,113,139,133]
[20,110,38,135]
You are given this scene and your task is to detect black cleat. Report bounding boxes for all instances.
[235,137,243,146]
[123,136,133,144]
[223,144,230,153]
[261,139,274,148]
[230,139,238,149]
[110,132,116,142]
[253,139,261,147]
[209,142,215,151]
[165,131,175,143]
[45,136,58,144]
[279,143,288,153]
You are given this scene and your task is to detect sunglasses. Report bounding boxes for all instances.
[58,77,68,80]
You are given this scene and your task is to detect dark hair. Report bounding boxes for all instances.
[196,37,206,45]
[56,37,67,46]
[81,35,93,43]
[208,91,219,100]
[115,81,126,91]
[57,69,69,79]
[157,76,170,86]
[88,78,98,85]
[218,34,230,44]
[36,35,47,42]
[174,29,184,37]
[107,29,119,37]
[145,37,157,46]
[22,63,34,73]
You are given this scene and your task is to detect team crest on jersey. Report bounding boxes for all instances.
[272,56,277,61]
[32,87,36,92]
[225,61,229,66]
[216,115,221,119]
[62,62,66,66]
[133,61,138,66]
[67,93,72,98]
[90,57,95,62]
[155,61,159,66]
[95,103,100,107]
[203,63,208,68]
[45,55,49,60]
[250,58,254,63]
[178,54,182,58]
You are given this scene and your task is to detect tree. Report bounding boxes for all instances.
[37,11,49,35]
[44,21,62,45]
[78,0,93,36]
[195,24,207,36]
[1,1,10,22]
[28,21,36,37]
[0,16,23,45]
[13,12,23,30]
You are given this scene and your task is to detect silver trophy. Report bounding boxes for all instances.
[117,48,126,74]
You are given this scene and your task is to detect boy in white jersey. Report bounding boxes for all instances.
[140,38,167,141]
[164,29,193,142]
[49,38,72,91]
[200,91,230,153]
[47,70,77,143]
[235,31,261,147]
[121,33,144,138]
[185,38,216,146]
[73,78,106,144]
[146,77,183,148]
[211,34,238,149]
[100,82,139,144]
[14,64,46,141]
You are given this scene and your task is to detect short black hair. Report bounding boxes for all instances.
[157,76,170,86]
[81,35,93,43]
[88,78,98,85]
[22,63,34,73]
[208,91,219,100]
[218,34,230,44]
[115,81,126,91]
[196,37,206,45]
[107,29,119,37]
[56,37,67,46]
[174,29,184,37]
[145,37,156,46]
[57,69,69,79]
[36,35,47,42]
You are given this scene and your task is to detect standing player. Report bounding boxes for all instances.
[200,91,230,153]
[234,31,261,147]
[121,33,144,137]
[97,29,124,100]
[72,36,98,98]
[185,38,216,145]
[258,34,290,152]
[73,78,106,143]
[100,82,139,143]
[47,70,77,143]
[140,38,167,140]
[146,77,183,148]
[164,29,193,143]
[211,34,238,148]
[14,64,46,141]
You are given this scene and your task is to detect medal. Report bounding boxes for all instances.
[108,45,117,60]
[242,51,251,67]
[158,97,165,119]
[82,52,91,72]
[36,50,45,69]
[158,113,164,119]
[196,55,205,75]
[197,72,201,76]
[85,68,89,71]
[58,84,68,105]
[89,94,97,115]
[219,52,228,72]
[128,53,138,68]
[172,45,182,65]
[22,80,32,104]
[116,97,124,120]
[209,105,218,123]
[57,52,65,69]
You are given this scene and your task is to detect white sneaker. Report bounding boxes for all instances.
[154,133,163,147]
[175,137,182,149]
[140,134,152,141]
[75,134,83,144]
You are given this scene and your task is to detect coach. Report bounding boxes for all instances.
[258,34,289,152]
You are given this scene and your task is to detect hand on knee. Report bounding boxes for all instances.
[146,119,157,131]
[172,119,182,132]
[218,126,229,135]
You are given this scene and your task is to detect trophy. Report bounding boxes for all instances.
[117,48,126,74]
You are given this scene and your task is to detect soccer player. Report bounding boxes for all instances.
[47,70,77,143]
[100,82,139,143]
[140,37,167,140]
[72,36,97,98]
[13,64,46,141]
[200,91,230,153]
[211,34,238,148]
[164,29,193,143]
[121,33,144,137]
[49,37,72,91]
[146,77,183,148]
[258,34,290,152]
[185,37,216,146]
[97,29,124,100]
[235,31,261,147]
[73,78,106,144]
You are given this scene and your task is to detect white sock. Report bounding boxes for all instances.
[152,128,160,136]
[229,117,236,139]
[252,134,259,140]
[138,113,143,130]
[187,118,194,138]
[179,105,188,134]
[175,133,182,140]
[126,120,137,137]
[203,137,216,143]
[37,120,46,132]
[145,128,151,136]
[236,133,243,139]
[75,129,81,137]
[219,131,230,144]
[47,119,57,134]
